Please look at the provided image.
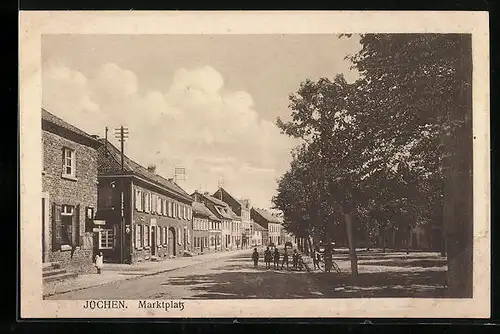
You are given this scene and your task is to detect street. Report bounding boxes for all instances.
[47,249,326,300]
[47,248,447,300]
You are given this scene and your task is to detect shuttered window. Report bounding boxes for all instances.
[135,225,142,249]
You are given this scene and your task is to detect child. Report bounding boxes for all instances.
[252,248,259,267]
[95,252,103,274]
[264,246,272,269]
[281,248,289,270]
[273,248,280,270]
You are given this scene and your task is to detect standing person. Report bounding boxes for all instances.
[273,248,280,270]
[95,252,103,274]
[281,248,289,270]
[313,246,321,270]
[264,246,272,269]
[292,250,299,270]
[252,248,259,267]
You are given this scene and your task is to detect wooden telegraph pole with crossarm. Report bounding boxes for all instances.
[114,126,129,263]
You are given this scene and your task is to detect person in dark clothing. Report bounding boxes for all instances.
[292,250,299,270]
[264,246,272,269]
[273,248,280,269]
[281,248,289,270]
[313,246,321,270]
[252,248,259,267]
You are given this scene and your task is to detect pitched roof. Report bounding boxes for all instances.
[41,108,101,145]
[98,139,192,202]
[192,202,220,221]
[252,208,283,224]
[204,194,229,208]
[251,221,267,231]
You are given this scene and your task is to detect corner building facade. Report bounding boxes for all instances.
[41,109,101,273]
[96,139,193,264]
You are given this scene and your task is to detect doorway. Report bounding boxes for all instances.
[151,228,156,256]
[168,227,176,256]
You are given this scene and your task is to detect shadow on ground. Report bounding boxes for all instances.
[158,258,447,299]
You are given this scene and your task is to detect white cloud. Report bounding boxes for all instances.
[43,63,296,208]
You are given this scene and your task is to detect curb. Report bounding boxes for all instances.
[43,250,250,298]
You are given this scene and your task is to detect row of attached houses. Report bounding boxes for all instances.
[41,108,296,278]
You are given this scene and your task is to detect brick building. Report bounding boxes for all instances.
[41,109,101,274]
[95,139,193,264]
[251,208,282,246]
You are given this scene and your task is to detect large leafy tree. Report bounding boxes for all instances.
[275,34,472,295]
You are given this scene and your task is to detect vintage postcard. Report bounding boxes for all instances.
[19,11,490,318]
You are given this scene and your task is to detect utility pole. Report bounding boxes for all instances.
[114,126,129,263]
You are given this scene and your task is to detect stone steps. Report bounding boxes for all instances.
[43,262,78,283]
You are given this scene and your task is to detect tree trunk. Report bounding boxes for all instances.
[382,227,386,253]
[440,233,446,257]
[344,212,358,278]
[406,226,411,255]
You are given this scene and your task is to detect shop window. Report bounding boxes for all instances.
[62,147,76,178]
[99,229,114,249]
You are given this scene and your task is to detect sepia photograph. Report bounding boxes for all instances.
[19,11,490,318]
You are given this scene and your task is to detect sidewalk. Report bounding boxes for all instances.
[43,249,250,298]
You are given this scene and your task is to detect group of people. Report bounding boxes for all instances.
[251,246,303,271]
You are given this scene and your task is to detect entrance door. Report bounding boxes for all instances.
[151,228,156,256]
[168,227,176,256]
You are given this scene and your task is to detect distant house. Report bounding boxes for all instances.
[250,221,266,247]
[192,201,219,254]
[212,188,247,249]
[95,139,193,264]
[42,109,101,274]
[192,191,230,251]
[251,208,283,246]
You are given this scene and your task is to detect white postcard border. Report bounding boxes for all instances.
[19,11,490,319]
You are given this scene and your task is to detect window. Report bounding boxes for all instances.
[177,204,181,219]
[151,195,157,214]
[183,206,187,220]
[157,196,162,215]
[60,205,74,245]
[62,148,76,178]
[162,227,167,245]
[168,201,172,217]
[144,193,150,213]
[144,225,150,247]
[135,189,142,211]
[99,229,114,249]
[156,226,161,246]
[135,225,142,249]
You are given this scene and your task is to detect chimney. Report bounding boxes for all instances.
[147,164,156,173]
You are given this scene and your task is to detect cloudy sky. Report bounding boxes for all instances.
[42,34,361,209]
